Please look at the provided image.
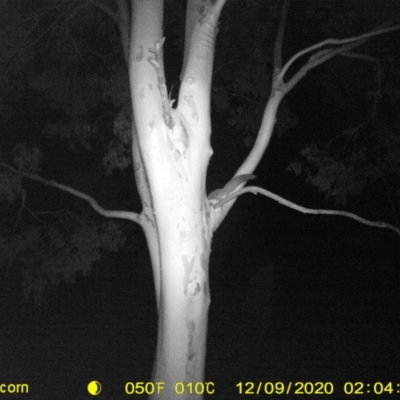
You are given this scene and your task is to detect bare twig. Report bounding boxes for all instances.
[273,0,290,72]
[279,24,400,83]
[12,189,26,233]
[218,185,400,237]
[282,40,367,95]
[1,163,141,225]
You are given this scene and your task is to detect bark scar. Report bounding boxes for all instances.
[148,38,174,129]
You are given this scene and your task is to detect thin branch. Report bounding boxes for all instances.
[87,0,119,25]
[273,0,290,72]
[282,39,366,95]
[279,24,400,83]
[12,189,26,233]
[219,186,400,237]
[1,163,141,225]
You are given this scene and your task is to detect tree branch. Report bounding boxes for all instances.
[87,0,119,25]
[282,39,367,95]
[273,0,290,72]
[219,185,400,237]
[12,189,26,233]
[214,21,400,232]
[278,24,400,85]
[1,163,142,225]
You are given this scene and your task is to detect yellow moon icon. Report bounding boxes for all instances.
[87,381,102,396]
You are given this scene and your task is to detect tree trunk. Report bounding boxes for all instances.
[151,201,212,398]
[127,1,225,398]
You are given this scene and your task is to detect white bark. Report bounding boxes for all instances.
[127,1,225,398]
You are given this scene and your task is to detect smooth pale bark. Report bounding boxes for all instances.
[128,1,225,398]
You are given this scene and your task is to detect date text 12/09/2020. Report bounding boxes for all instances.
[236,381,400,396]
